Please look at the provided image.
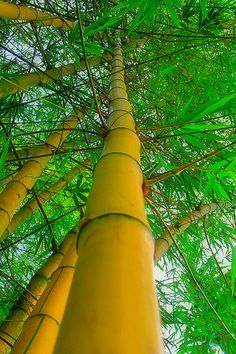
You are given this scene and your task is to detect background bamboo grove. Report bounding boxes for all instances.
[0,0,235,353]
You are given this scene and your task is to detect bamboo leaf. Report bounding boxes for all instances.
[183,135,206,149]
[160,65,177,76]
[69,22,80,43]
[178,96,193,119]
[182,123,232,131]
[213,182,230,200]
[166,0,181,26]
[177,95,235,122]
[200,0,208,19]
[113,0,140,11]
[86,42,103,56]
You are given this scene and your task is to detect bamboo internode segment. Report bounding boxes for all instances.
[82,47,149,229]
[1,161,89,240]
[11,228,79,354]
[0,234,74,354]
[53,46,163,354]
[0,1,74,30]
[0,111,82,240]
[0,171,17,189]
[55,216,162,354]
[5,142,77,161]
[154,202,232,262]
[0,55,111,98]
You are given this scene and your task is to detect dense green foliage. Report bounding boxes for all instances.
[0,0,235,352]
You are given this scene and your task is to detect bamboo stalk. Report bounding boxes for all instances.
[0,233,74,354]
[5,142,76,161]
[1,161,89,241]
[0,111,82,240]
[53,45,163,354]
[0,55,111,98]
[154,201,232,262]
[0,171,17,189]
[11,226,79,354]
[0,1,74,30]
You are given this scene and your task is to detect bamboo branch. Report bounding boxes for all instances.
[146,142,236,186]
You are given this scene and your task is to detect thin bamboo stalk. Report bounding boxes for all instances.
[0,111,82,240]
[154,201,232,262]
[0,55,111,98]
[5,142,76,161]
[0,233,74,354]
[145,143,235,186]
[53,45,163,354]
[0,1,74,30]
[1,161,89,241]
[11,226,79,354]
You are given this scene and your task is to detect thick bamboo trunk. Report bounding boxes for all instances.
[0,55,110,98]
[53,46,163,354]
[11,227,79,354]
[154,202,232,262]
[0,1,74,30]
[1,161,89,241]
[0,111,82,240]
[0,233,74,354]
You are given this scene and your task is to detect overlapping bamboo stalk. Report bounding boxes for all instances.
[0,111,82,240]
[11,227,79,354]
[1,161,89,241]
[0,232,74,354]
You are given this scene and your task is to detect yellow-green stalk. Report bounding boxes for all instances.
[0,1,74,30]
[53,46,163,354]
[11,227,79,354]
[0,233,74,354]
[0,111,82,240]
[1,161,89,241]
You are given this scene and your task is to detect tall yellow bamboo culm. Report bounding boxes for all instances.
[11,226,79,354]
[53,46,163,353]
[0,233,74,354]
[0,111,82,240]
